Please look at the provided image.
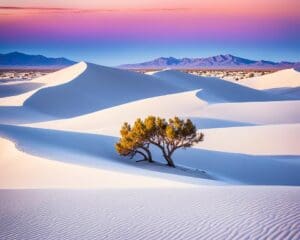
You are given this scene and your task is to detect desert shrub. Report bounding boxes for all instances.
[115,116,204,167]
[248,72,255,78]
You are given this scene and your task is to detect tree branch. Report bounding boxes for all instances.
[135,150,148,161]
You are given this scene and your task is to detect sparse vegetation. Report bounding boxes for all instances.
[179,69,274,81]
[115,116,204,167]
[0,70,54,82]
[248,72,255,78]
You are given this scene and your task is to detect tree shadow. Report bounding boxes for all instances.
[172,148,300,186]
[0,124,215,184]
[1,124,299,186]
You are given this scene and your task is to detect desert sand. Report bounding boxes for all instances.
[1,188,299,240]
[0,62,299,239]
[240,68,300,90]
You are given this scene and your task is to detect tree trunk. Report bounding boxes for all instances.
[141,147,153,163]
[149,139,175,166]
[164,155,175,167]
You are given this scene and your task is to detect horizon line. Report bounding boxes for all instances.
[1,51,299,64]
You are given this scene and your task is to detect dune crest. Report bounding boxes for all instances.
[0,62,86,106]
[240,68,300,90]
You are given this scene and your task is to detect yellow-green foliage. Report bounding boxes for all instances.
[115,116,204,167]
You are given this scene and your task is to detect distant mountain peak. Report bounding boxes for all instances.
[120,54,300,70]
[8,51,27,56]
[0,52,76,69]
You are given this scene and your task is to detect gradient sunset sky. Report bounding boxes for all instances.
[0,0,299,65]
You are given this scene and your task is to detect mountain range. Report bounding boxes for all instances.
[0,52,76,69]
[1,52,299,70]
[120,54,300,70]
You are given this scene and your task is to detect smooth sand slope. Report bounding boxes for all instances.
[240,68,300,90]
[25,65,299,132]
[2,62,282,119]
[151,69,281,103]
[0,62,87,107]
[0,62,299,239]
[0,137,200,189]
[0,82,43,98]
[200,123,300,155]
[0,62,89,125]
[2,123,299,185]
[23,63,194,118]
[263,86,300,100]
[200,100,300,124]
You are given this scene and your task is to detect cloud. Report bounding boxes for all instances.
[0,6,70,11]
[0,5,190,14]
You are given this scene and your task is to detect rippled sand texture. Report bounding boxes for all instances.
[0,188,299,240]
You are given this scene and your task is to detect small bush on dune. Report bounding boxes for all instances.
[115,116,204,167]
[248,72,255,78]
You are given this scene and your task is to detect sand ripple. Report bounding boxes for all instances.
[0,187,299,240]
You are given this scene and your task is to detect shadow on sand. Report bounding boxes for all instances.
[0,82,43,98]
[1,124,299,186]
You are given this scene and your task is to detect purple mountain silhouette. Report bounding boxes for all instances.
[120,54,300,69]
[0,52,76,69]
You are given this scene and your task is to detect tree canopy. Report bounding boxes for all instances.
[115,116,204,167]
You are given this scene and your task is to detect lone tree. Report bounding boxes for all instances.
[115,116,204,167]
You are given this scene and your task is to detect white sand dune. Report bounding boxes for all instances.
[1,62,299,185]
[23,63,193,118]
[240,68,300,90]
[152,69,282,103]
[0,62,299,239]
[5,63,296,185]
[0,137,203,189]
[0,62,86,107]
[23,64,299,135]
[25,68,300,158]
[1,62,284,121]
[28,90,207,135]
[2,123,299,185]
[0,188,299,240]
[11,96,292,186]
[201,100,300,124]
[0,124,217,188]
[265,86,300,99]
[0,62,88,125]
[0,82,44,98]
[199,123,300,155]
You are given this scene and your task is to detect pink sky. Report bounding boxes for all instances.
[1,0,300,17]
[0,0,299,65]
